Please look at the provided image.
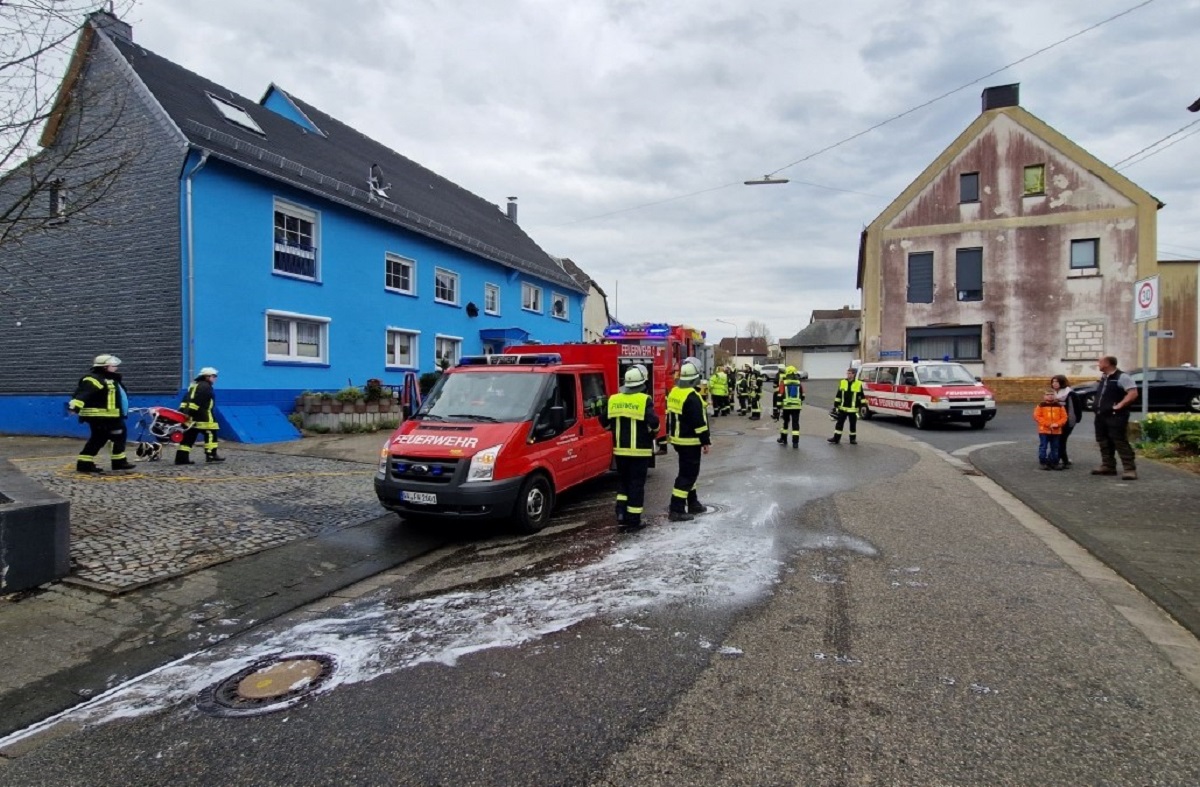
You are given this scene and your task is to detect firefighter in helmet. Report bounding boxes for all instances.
[748,365,763,420]
[828,366,865,444]
[607,364,659,531]
[708,366,729,417]
[67,354,135,473]
[177,367,224,464]
[776,365,805,448]
[666,358,711,521]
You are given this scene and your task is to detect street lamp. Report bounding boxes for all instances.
[744,175,790,185]
[716,319,738,366]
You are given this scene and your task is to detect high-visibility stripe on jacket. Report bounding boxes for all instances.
[69,374,121,418]
[180,379,219,430]
[667,386,710,446]
[780,375,805,409]
[834,379,864,412]
[607,391,657,457]
[708,372,728,397]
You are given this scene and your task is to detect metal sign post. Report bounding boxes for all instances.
[1133,276,1160,417]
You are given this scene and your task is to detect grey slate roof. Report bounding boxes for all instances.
[105,33,583,293]
[781,317,860,348]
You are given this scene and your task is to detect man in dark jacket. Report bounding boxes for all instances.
[1091,355,1138,480]
[177,367,224,465]
[68,354,134,473]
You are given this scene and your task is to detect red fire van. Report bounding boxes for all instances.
[374,352,614,533]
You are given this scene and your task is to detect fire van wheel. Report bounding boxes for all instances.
[514,473,555,534]
[858,404,873,420]
[911,406,930,430]
[969,417,987,429]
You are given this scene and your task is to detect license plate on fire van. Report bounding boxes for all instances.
[402,491,437,505]
[963,409,982,416]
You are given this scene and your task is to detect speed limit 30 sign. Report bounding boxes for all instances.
[1134,275,1159,323]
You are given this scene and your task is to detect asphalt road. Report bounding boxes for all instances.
[3,398,1199,785]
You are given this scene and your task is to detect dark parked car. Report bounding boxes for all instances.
[1074,367,1200,413]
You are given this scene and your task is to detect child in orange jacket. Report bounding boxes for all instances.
[1033,389,1068,469]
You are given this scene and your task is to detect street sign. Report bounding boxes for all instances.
[1133,275,1160,323]
[1149,329,1175,339]
[879,350,904,358]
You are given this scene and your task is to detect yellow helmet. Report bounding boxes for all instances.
[786,365,796,374]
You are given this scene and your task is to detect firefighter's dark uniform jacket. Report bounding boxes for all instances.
[834,378,864,412]
[607,391,660,457]
[666,386,711,447]
[180,378,218,430]
[69,369,127,419]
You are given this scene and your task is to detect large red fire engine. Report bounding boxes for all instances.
[508,322,705,449]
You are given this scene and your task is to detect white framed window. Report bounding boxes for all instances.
[550,292,568,320]
[434,267,459,305]
[385,253,416,294]
[522,282,542,313]
[484,282,500,315]
[1070,239,1099,270]
[435,335,462,369]
[386,328,418,368]
[266,310,329,363]
[207,92,265,135]
[273,199,319,280]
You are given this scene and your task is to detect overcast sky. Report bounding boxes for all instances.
[126,0,1200,346]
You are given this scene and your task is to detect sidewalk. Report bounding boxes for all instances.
[1,429,1199,743]
[970,441,1200,638]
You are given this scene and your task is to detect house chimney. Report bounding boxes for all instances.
[506,196,518,224]
[981,83,1019,112]
[88,10,133,43]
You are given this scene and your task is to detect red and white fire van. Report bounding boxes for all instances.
[856,360,997,430]
[374,352,614,533]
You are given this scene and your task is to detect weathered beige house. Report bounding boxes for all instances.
[857,84,1162,379]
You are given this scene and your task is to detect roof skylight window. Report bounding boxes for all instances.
[206,92,264,135]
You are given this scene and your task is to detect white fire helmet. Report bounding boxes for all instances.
[93,354,121,367]
[198,367,219,378]
[679,360,701,382]
[623,364,648,389]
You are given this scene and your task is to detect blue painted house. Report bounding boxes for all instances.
[0,12,585,441]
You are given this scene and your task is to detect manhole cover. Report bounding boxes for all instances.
[197,653,336,717]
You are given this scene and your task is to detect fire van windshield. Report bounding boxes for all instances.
[419,372,545,423]
[916,364,978,386]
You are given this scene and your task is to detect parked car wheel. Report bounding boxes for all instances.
[858,403,873,420]
[912,406,929,430]
[1083,392,1096,411]
[1190,393,1200,413]
[513,472,554,534]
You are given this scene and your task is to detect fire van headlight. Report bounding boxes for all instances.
[466,444,503,483]
[377,442,391,476]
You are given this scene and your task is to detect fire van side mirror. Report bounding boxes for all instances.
[535,405,566,439]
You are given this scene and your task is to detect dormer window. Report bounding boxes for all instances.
[207,92,264,135]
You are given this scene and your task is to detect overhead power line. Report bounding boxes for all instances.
[1115,120,1200,169]
[556,0,1157,227]
[765,0,1158,178]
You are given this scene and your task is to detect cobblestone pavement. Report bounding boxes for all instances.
[10,449,384,593]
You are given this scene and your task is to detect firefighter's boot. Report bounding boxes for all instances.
[175,450,195,465]
[205,449,226,463]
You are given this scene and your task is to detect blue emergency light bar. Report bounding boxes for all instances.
[604,322,670,339]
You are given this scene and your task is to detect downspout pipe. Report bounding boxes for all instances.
[184,150,210,387]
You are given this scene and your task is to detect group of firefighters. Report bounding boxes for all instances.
[608,360,867,531]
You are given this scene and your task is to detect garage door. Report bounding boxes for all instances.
[801,352,854,379]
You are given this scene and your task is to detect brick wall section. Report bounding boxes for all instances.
[988,377,1080,403]
[1065,319,1105,361]
[0,34,183,396]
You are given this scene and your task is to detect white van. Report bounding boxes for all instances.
[857,360,997,429]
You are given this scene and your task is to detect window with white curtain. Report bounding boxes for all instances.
[266,311,329,362]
